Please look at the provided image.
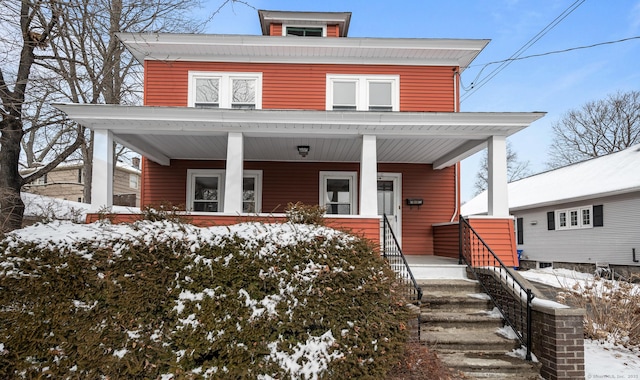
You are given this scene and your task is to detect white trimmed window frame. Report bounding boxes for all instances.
[129,174,139,189]
[319,171,358,215]
[186,169,263,213]
[556,206,593,230]
[188,71,262,109]
[326,74,399,111]
[282,24,326,37]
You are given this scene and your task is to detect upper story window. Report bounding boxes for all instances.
[283,26,326,37]
[188,72,262,110]
[284,25,325,37]
[326,75,399,111]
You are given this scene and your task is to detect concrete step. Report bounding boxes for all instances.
[410,264,469,279]
[421,326,519,352]
[420,310,503,329]
[421,291,493,312]
[439,352,540,379]
[417,279,481,293]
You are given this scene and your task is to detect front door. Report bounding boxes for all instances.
[378,173,402,246]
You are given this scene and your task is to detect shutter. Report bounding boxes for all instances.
[547,211,555,230]
[593,205,604,227]
[516,217,524,245]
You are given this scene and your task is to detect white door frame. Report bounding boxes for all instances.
[377,172,402,246]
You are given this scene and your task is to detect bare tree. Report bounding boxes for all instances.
[547,90,640,169]
[1,0,252,232]
[473,141,531,195]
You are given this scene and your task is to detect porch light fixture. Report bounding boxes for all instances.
[297,145,310,157]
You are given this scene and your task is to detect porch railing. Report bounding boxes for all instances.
[382,214,423,304]
[459,216,535,361]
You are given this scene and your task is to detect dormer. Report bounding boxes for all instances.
[258,10,351,37]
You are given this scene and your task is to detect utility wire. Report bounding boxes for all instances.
[466,36,640,68]
[460,0,586,102]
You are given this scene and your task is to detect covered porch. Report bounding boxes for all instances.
[55,104,543,257]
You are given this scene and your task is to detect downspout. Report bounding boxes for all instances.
[450,68,459,222]
[450,163,459,222]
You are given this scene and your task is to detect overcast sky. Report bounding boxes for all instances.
[198,0,640,202]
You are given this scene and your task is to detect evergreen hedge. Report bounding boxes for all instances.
[0,216,410,379]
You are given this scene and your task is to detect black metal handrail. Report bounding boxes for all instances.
[459,216,534,360]
[382,214,423,304]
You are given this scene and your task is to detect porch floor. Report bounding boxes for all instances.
[404,255,469,280]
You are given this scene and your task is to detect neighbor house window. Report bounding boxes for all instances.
[186,169,262,213]
[189,72,262,109]
[129,174,139,189]
[34,174,47,185]
[319,171,357,215]
[326,75,399,111]
[285,26,324,37]
[554,206,593,230]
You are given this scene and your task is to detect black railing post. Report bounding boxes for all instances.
[458,216,464,265]
[382,216,387,258]
[526,288,533,361]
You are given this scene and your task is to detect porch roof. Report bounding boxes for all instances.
[54,104,544,169]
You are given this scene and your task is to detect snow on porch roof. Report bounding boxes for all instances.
[462,143,640,215]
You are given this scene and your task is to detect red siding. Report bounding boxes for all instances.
[144,61,456,112]
[327,25,339,37]
[468,218,518,267]
[270,23,282,36]
[142,160,456,256]
[433,223,459,258]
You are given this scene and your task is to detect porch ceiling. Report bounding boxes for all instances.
[54,104,545,169]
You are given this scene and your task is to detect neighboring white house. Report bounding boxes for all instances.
[462,144,640,271]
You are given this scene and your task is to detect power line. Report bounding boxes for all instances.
[467,36,640,68]
[460,0,586,102]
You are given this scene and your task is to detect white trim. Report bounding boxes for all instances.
[319,171,358,215]
[117,32,489,69]
[360,135,378,216]
[188,71,262,109]
[224,132,244,214]
[282,24,326,37]
[378,172,402,246]
[487,135,508,217]
[326,74,399,111]
[555,205,593,230]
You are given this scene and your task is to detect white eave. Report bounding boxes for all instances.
[116,32,489,70]
[54,104,544,168]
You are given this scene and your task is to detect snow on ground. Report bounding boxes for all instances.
[520,268,640,377]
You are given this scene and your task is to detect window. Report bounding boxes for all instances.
[285,26,324,37]
[326,75,399,111]
[129,174,139,189]
[319,171,357,215]
[186,169,262,213]
[78,169,83,184]
[516,217,524,245]
[554,206,593,230]
[189,72,262,109]
[34,174,47,185]
[242,171,263,213]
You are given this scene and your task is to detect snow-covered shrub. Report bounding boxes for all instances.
[0,219,410,379]
[557,275,640,347]
[285,202,326,225]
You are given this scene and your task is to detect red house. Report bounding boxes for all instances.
[57,10,544,264]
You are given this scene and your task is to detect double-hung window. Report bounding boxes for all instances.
[326,75,399,111]
[284,26,324,37]
[319,171,358,215]
[189,72,262,109]
[186,169,262,213]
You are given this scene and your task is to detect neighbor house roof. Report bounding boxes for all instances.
[462,143,640,215]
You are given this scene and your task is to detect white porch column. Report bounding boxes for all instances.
[91,129,114,211]
[487,135,509,217]
[223,132,244,214]
[359,135,378,216]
